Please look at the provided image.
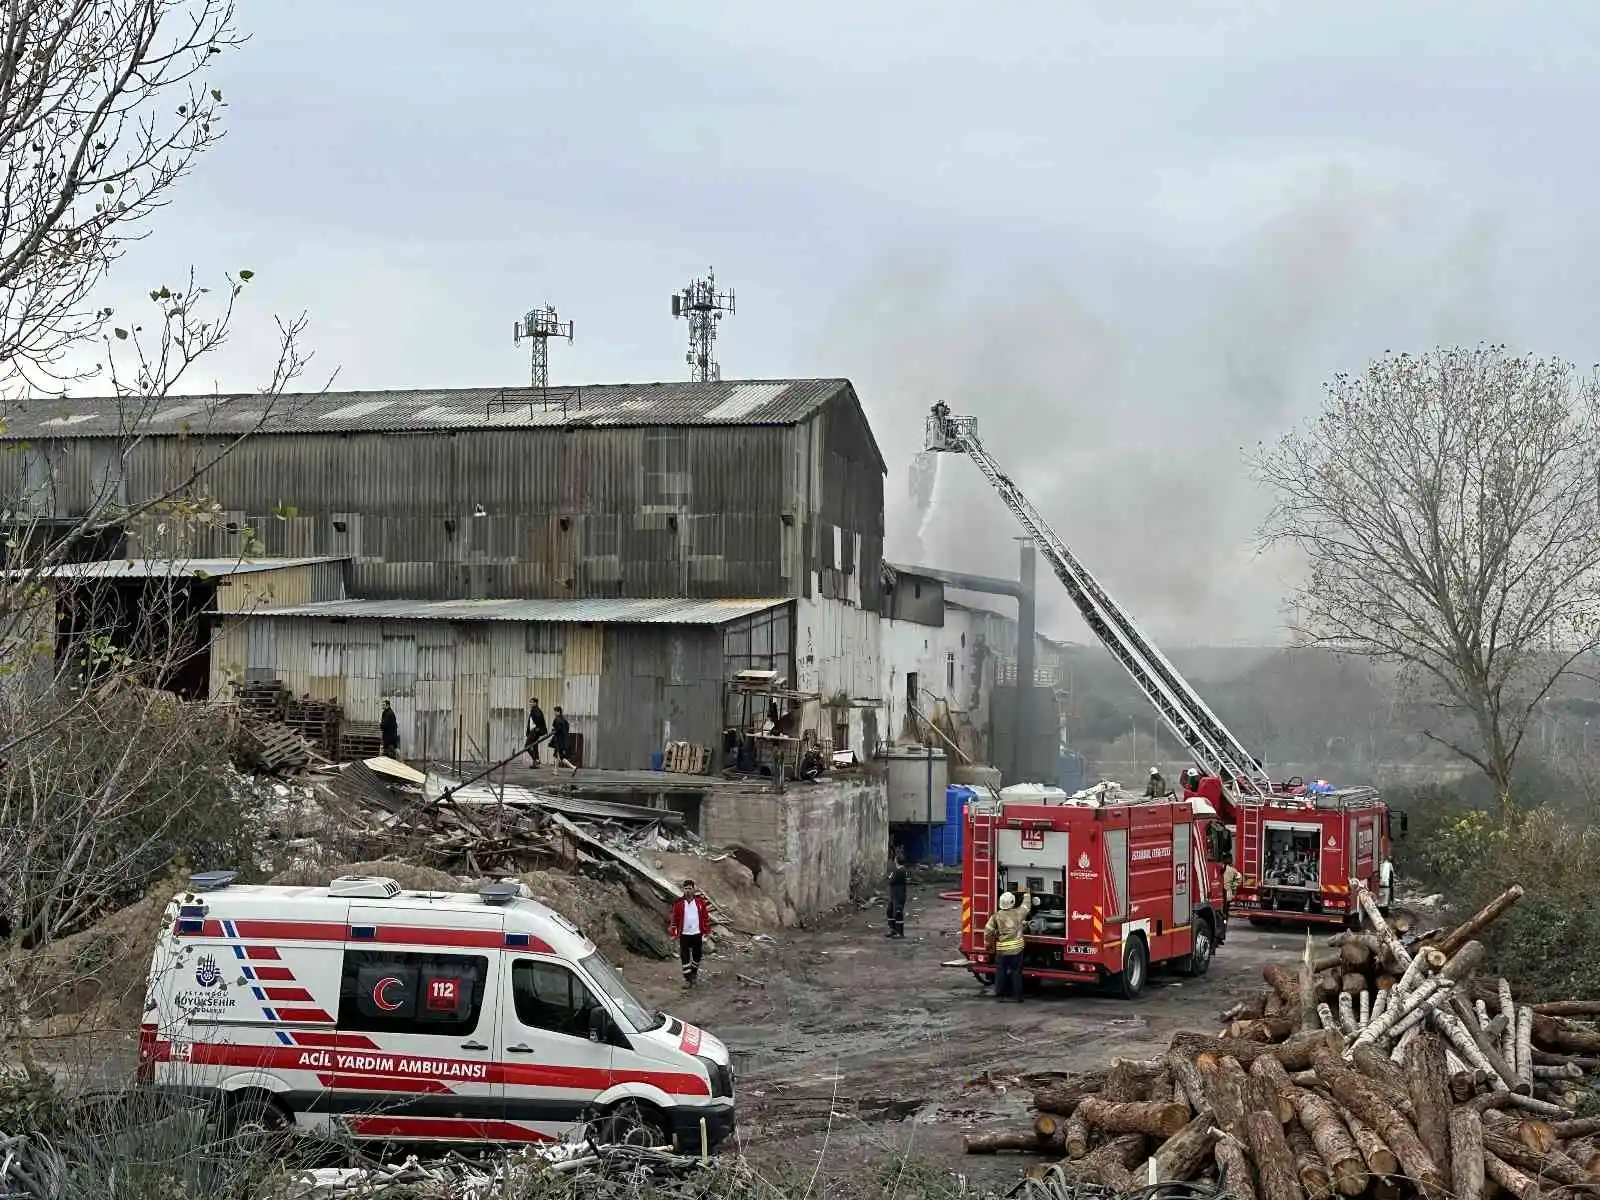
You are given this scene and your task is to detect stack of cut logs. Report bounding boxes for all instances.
[965,882,1600,1200]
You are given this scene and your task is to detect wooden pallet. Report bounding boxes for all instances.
[234,721,313,773]
[284,696,344,756]
[339,721,384,762]
[661,741,712,775]
[234,679,291,722]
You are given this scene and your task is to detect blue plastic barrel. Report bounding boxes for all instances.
[940,785,978,865]
[650,751,665,771]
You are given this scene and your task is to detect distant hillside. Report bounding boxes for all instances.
[1059,642,1600,784]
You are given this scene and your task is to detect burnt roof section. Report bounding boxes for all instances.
[2,378,883,462]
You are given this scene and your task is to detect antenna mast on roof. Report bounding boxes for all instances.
[513,304,574,392]
[672,268,735,382]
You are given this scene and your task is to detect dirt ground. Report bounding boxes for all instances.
[635,880,1297,1186]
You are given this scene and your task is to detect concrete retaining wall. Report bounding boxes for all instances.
[701,778,888,926]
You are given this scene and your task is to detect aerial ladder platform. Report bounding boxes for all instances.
[924,402,1274,796]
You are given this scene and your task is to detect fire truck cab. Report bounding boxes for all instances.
[960,786,1228,999]
[1226,785,1401,925]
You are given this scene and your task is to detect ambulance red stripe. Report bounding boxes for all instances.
[251,966,297,982]
[287,1031,379,1050]
[244,946,282,961]
[264,987,315,1003]
[271,1007,335,1023]
[159,1041,710,1095]
[345,1116,552,1143]
[315,1073,451,1094]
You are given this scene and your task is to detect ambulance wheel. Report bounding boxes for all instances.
[1178,917,1214,977]
[596,1099,670,1149]
[1111,936,1148,1000]
[221,1091,291,1151]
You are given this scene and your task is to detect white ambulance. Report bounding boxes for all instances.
[139,872,736,1151]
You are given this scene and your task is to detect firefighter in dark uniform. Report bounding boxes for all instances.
[885,850,908,938]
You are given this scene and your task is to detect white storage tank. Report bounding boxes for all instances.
[880,745,949,823]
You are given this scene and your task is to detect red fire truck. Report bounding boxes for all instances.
[1217,783,1403,926]
[959,789,1229,999]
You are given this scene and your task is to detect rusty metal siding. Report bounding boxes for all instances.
[210,619,250,696]
[215,563,321,613]
[2,419,824,602]
[598,626,724,769]
[227,611,746,770]
[812,395,886,612]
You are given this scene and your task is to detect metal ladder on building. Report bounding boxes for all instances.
[925,403,1273,795]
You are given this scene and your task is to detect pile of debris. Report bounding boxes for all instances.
[0,1132,746,1200]
[266,1143,751,1200]
[967,882,1600,1200]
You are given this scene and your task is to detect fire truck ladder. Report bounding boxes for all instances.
[925,403,1273,795]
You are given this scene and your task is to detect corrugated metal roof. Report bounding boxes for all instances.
[0,379,853,438]
[7,556,346,580]
[248,596,790,625]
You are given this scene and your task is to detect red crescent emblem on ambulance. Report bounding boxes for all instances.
[372,976,404,1012]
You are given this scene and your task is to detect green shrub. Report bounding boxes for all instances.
[1416,806,1600,999]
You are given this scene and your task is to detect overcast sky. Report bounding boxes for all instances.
[88,0,1600,645]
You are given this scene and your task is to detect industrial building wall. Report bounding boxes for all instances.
[879,607,994,747]
[786,399,885,614]
[0,404,887,605]
[596,626,725,770]
[210,615,737,767]
[212,561,346,614]
[795,595,881,754]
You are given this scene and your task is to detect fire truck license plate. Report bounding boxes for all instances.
[1020,829,1044,851]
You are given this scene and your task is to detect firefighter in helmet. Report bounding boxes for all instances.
[1145,766,1167,798]
[1221,861,1242,919]
[984,885,1031,1003]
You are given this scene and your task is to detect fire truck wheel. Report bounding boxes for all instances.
[1110,935,1148,1000]
[1178,917,1214,977]
[221,1090,292,1151]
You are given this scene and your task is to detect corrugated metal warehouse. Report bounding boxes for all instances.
[210,597,794,767]
[0,380,883,763]
[0,379,886,606]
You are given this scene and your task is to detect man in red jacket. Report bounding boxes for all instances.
[669,879,713,989]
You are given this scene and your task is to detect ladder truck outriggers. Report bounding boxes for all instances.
[925,403,1399,950]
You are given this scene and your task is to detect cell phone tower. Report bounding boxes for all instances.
[671,268,735,382]
[513,304,574,391]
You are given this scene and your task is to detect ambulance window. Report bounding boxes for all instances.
[512,960,598,1040]
[339,950,487,1036]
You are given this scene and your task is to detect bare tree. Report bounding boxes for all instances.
[0,0,246,394]
[0,2,326,1055]
[1254,347,1600,814]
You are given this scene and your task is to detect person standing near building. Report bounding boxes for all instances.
[669,879,712,988]
[525,698,547,766]
[885,850,908,938]
[549,706,576,773]
[984,887,1031,1002]
[379,700,399,759]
